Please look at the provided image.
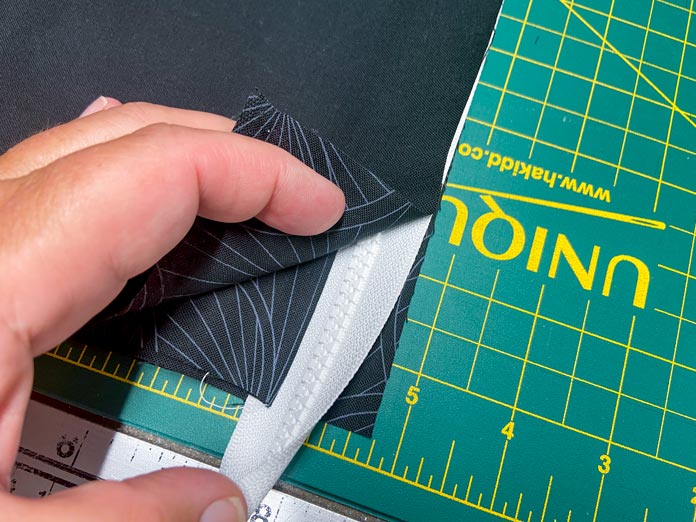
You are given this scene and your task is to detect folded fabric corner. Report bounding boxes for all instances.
[78,93,437,414]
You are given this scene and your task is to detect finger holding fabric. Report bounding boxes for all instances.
[0,98,345,521]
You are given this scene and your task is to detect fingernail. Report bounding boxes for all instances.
[79,96,109,118]
[200,496,247,522]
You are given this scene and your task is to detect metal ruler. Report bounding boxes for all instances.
[12,398,365,522]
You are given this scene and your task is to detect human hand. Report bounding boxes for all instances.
[0,96,345,521]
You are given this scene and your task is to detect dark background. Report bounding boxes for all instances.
[0,0,501,211]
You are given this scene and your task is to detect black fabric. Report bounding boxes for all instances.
[80,93,427,405]
[0,0,502,213]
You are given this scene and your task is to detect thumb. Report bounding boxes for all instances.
[6,467,247,522]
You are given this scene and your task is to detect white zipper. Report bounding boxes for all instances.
[220,217,429,513]
[277,236,380,451]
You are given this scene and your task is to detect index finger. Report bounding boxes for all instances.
[0,123,345,355]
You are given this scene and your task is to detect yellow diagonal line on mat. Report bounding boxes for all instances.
[445,184,666,230]
[559,0,696,129]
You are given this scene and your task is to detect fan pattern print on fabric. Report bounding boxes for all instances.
[81,93,434,435]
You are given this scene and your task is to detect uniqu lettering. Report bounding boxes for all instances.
[441,195,650,308]
[471,196,525,261]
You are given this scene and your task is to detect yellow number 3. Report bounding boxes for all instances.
[598,454,611,474]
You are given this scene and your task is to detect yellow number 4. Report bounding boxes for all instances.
[501,421,515,440]
[405,385,420,405]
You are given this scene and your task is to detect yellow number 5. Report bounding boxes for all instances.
[405,385,420,405]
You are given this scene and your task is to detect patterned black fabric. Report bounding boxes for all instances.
[102,93,423,316]
[81,93,427,406]
[91,256,335,402]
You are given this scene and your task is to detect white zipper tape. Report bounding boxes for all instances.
[220,215,431,512]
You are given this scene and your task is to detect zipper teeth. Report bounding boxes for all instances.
[271,235,382,453]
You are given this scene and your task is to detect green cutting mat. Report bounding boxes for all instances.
[33,0,696,520]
